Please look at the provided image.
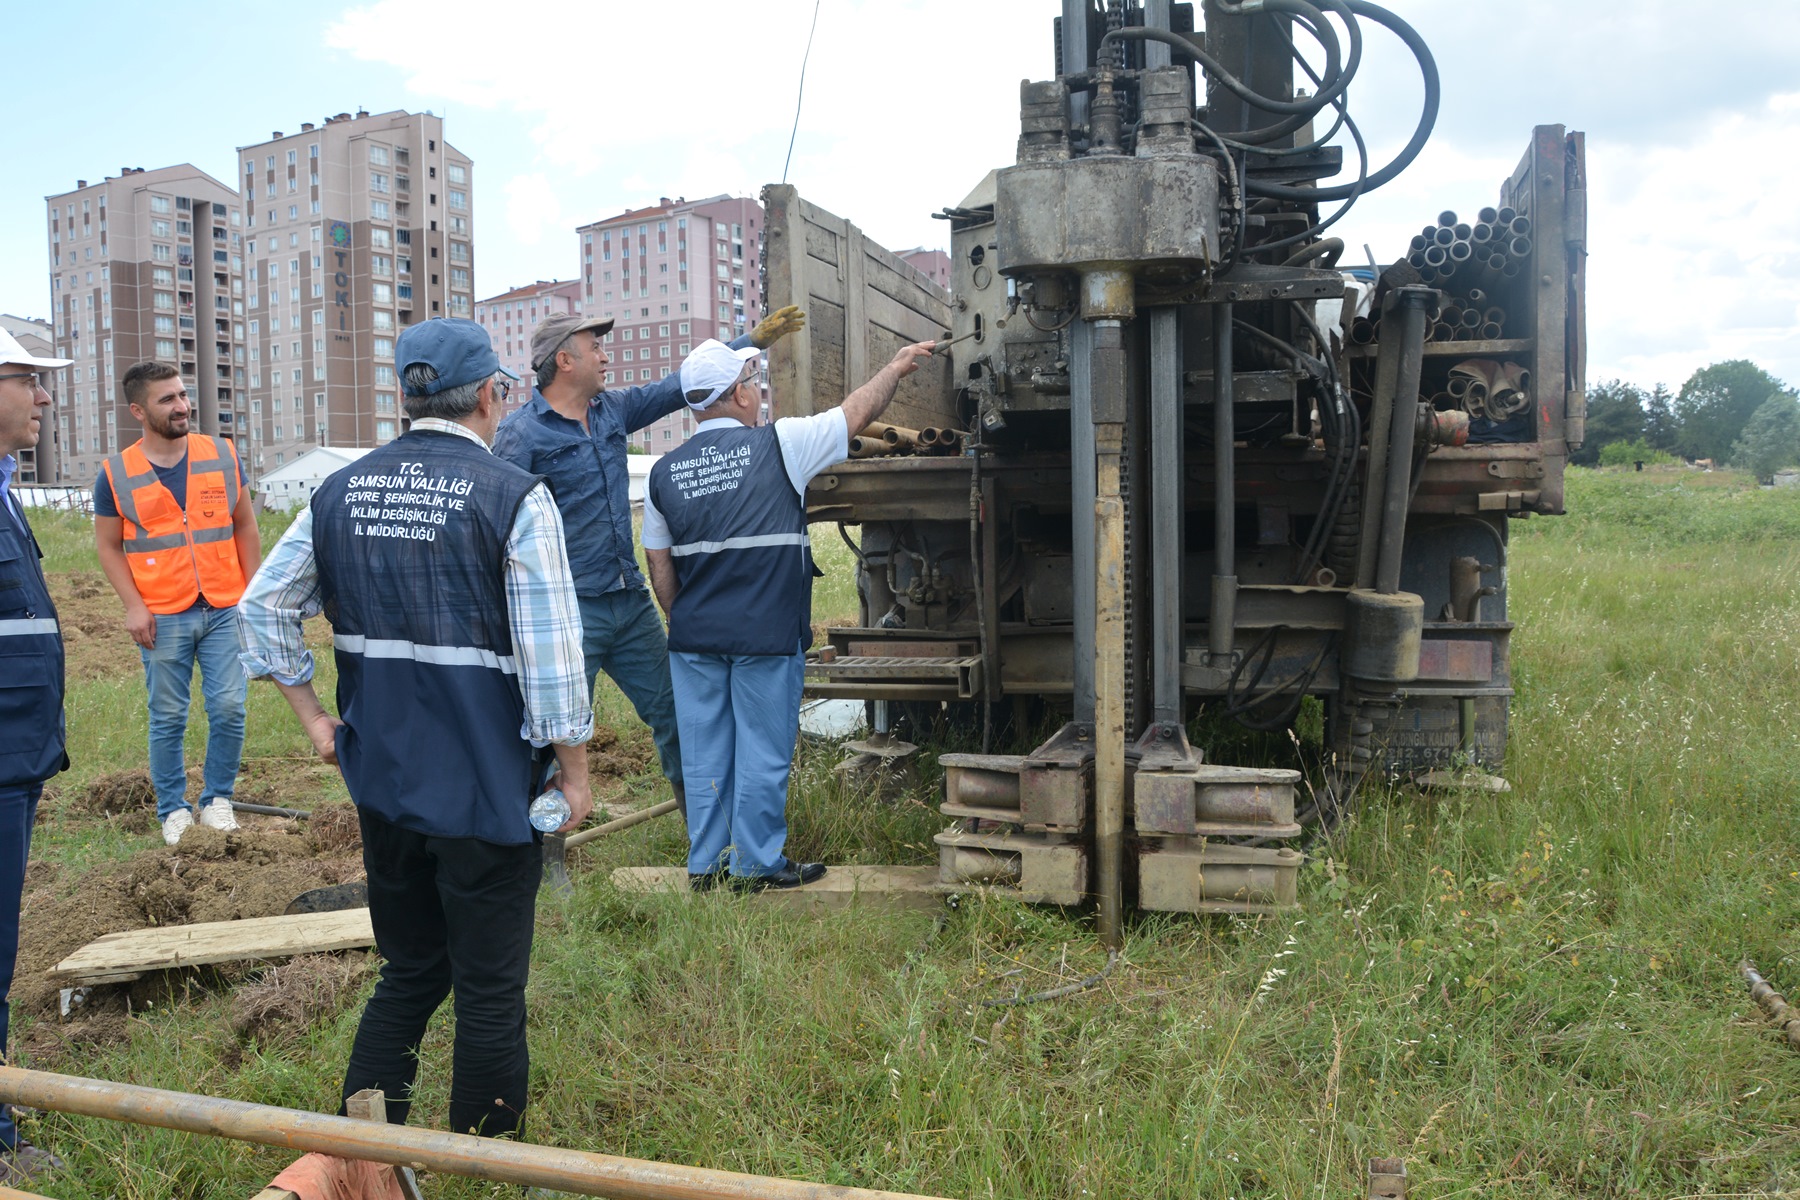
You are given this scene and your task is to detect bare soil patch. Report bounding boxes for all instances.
[587,722,657,803]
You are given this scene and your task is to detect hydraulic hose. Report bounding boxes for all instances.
[1244,0,1438,202]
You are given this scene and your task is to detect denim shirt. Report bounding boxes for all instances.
[491,334,754,598]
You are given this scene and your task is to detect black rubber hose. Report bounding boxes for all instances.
[1213,0,1363,147]
[1098,7,1341,117]
[1281,237,1344,269]
[1244,0,1438,202]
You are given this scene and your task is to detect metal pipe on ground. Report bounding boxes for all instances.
[1740,961,1800,1050]
[232,801,310,819]
[0,1067,952,1200]
[565,799,680,849]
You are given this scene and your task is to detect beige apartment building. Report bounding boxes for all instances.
[43,166,245,488]
[237,109,473,472]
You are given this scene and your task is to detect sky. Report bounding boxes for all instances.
[4,0,1796,395]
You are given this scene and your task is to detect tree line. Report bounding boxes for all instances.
[1575,360,1799,480]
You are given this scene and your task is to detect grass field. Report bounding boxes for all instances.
[11,466,1800,1199]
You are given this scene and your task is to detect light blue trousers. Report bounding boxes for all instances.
[668,648,805,878]
[140,604,246,820]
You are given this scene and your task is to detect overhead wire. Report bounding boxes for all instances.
[780,0,824,185]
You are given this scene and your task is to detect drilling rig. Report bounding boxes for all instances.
[763,0,1587,945]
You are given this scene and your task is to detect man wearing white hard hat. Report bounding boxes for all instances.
[642,336,935,891]
[0,330,71,1183]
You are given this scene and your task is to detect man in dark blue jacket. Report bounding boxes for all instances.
[0,329,70,1183]
[492,307,804,820]
[644,337,933,890]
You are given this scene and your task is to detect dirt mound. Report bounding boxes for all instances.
[587,723,657,800]
[307,803,363,854]
[79,770,156,814]
[230,953,372,1043]
[14,825,365,1024]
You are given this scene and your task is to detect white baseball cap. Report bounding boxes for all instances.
[679,339,761,410]
[0,329,71,370]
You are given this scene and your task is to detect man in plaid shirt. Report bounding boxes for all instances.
[239,318,590,1138]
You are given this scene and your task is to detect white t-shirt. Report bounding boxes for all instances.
[641,410,848,550]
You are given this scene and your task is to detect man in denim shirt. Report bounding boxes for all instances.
[493,307,804,818]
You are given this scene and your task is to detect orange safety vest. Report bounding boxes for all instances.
[103,434,247,614]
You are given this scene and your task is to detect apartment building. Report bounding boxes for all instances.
[474,278,581,414]
[1,315,58,483]
[43,166,245,487]
[898,248,952,290]
[237,109,473,472]
[575,194,765,452]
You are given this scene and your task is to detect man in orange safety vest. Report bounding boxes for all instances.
[96,361,261,845]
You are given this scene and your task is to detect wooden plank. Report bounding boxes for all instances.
[50,909,374,986]
[610,865,944,912]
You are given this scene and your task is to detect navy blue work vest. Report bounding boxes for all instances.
[647,423,819,656]
[0,498,67,788]
[311,431,545,844]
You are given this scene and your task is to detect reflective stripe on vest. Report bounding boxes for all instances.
[103,434,246,614]
[0,618,59,637]
[668,531,812,557]
[333,633,519,675]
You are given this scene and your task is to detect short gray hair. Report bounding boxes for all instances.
[535,353,562,392]
[402,363,483,420]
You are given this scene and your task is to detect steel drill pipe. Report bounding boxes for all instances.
[1507,236,1532,259]
[0,1067,953,1200]
[1448,240,1472,262]
[1740,961,1800,1050]
[1437,210,1457,227]
[1432,226,1455,246]
[866,421,920,450]
[1480,322,1503,340]
[1507,215,1532,237]
[847,436,898,459]
[1467,288,1487,306]
[1478,206,1498,225]
[1350,317,1377,344]
[1424,244,1447,267]
[1471,222,1493,244]
[1375,291,1435,594]
[1430,322,1453,342]
[1497,205,1517,225]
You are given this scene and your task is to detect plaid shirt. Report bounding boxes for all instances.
[238,418,592,747]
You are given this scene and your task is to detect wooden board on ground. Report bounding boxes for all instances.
[50,909,374,986]
[611,865,945,912]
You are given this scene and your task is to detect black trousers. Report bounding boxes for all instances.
[341,808,541,1137]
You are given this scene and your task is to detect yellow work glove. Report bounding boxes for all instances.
[751,305,807,349]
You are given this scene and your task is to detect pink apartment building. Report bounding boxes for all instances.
[576,194,765,452]
[475,278,581,416]
[898,247,952,290]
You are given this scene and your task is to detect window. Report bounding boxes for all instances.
[372,310,394,331]
[371,229,392,249]
[374,365,395,386]
[372,255,392,276]
[448,190,467,210]
[450,268,469,290]
[151,196,171,214]
[369,145,390,166]
[371,173,389,194]
[371,200,389,220]
[373,283,392,304]
[153,267,174,286]
[155,339,175,357]
[153,291,174,310]
[448,241,470,263]
[448,164,466,183]
[152,244,172,262]
[373,337,393,359]
[152,219,171,238]
[376,419,396,442]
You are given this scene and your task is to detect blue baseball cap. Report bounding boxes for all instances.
[397,318,519,396]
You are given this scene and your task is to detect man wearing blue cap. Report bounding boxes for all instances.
[239,318,592,1138]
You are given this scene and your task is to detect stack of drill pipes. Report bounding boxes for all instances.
[865,420,921,450]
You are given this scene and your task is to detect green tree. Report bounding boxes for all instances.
[1642,384,1678,452]
[1674,360,1793,462]
[1730,393,1800,483]
[1572,379,1646,466]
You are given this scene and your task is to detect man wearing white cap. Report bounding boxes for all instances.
[642,337,935,890]
[0,330,71,1182]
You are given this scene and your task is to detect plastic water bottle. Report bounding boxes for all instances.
[528,788,571,833]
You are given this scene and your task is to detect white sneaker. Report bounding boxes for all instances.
[198,797,239,833]
[161,808,195,846]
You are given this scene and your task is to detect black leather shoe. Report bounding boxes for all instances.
[732,861,827,891]
[688,867,729,892]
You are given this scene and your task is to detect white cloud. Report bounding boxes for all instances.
[502,174,569,251]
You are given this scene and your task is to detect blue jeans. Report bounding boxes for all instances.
[578,589,681,786]
[669,648,805,878]
[140,605,246,821]
[0,782,38,1150]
